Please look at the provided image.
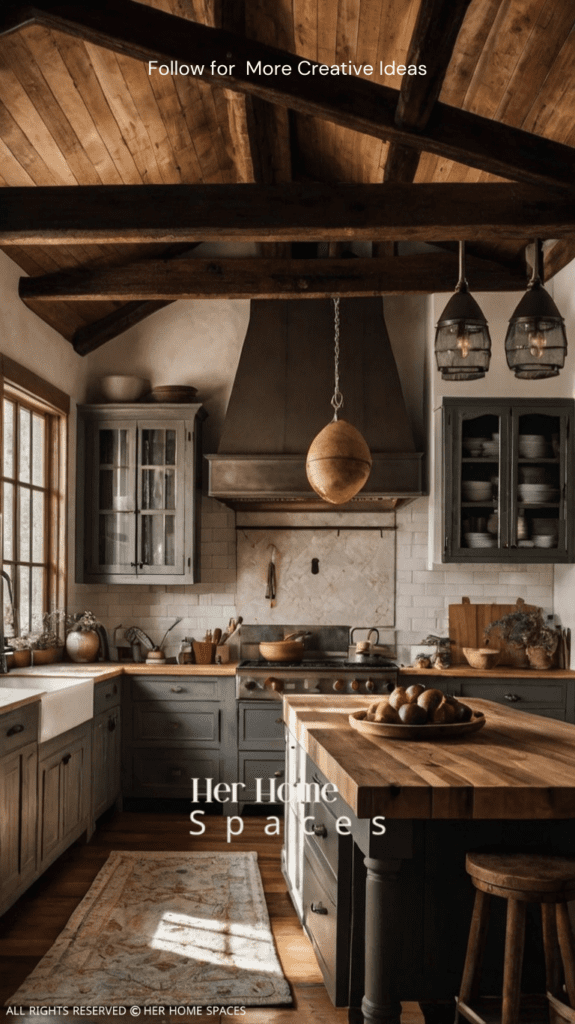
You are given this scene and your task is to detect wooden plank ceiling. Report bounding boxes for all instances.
[1,0,575,351]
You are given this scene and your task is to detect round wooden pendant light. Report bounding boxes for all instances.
[306,298,372,504]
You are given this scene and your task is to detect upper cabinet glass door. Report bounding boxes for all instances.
[90,423,137,575]
[137,424,184,574]
[444,399,574,563]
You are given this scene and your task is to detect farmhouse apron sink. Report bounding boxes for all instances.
[0,676,94,741]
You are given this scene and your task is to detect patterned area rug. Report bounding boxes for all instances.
[6,850,292,1007]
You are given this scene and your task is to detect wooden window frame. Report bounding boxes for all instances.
[0,355,68,635]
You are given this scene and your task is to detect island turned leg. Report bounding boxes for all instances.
[360,856,403,1024]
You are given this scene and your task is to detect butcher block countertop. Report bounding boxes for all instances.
[399,666,575,678]
[282,694,575,822]
[8,661,239,681]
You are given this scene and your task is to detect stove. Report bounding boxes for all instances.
[236,656,398,700]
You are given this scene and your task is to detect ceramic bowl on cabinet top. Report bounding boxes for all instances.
[100,375,149,402]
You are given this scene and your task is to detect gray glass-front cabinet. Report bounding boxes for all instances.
[443,398,574,563]
[76,404,205,584]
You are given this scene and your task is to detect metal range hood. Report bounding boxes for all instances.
[207,298,424,512]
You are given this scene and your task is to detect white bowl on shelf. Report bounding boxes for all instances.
[100,375,149,402]
[533,535,557,548]
[464,533,497,548]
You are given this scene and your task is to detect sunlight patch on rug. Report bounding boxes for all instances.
[6,851,292,1007]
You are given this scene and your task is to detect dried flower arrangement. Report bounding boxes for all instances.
[484,608,558,655]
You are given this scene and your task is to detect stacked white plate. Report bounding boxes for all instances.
[462,481,493,501]
[481,440,499,458]
[464,533,497,548]
[517,483,560,504]
[518,434,548,458]
[533,535,557,548]
[518,466,551,484]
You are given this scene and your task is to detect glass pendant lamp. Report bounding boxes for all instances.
[505,240,567,380]
[435,241,491,381]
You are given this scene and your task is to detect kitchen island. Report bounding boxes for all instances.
[283,695,575,1024]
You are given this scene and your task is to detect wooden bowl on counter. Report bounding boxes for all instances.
[463,647,501,670]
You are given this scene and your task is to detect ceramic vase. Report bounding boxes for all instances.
[526,646,554,671]
[66,630,100,663]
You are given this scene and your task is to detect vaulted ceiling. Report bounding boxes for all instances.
[1,0,575,352]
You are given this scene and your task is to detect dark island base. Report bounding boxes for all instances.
[349,818,575,1024]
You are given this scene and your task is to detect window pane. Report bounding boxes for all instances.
[18,488,31,562]
[2,565,15,637]
[3,400,14,478]
[3,482,14,560]
[32,413,45,487]
[98,513,132,565]
[31,567,44,631]
[18,565,30,635]
[32,490,44,562]
[18,407,31,482]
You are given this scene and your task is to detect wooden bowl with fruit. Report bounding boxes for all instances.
[348,684,486,740]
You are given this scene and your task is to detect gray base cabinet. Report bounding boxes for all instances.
[92,678,121,823]
[237,700,285,808]
[0,702,39,916]
[410,676,573,722]
[38,721,92,873]
[122,676,237,801]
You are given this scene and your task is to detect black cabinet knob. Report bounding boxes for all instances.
[313,824,327,838]
[311,902,328,915]
[504,693,521,702]
[62,753,72,765]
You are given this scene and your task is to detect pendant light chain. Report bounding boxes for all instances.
[331,297,344,419]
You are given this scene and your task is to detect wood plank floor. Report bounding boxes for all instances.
[0,807,424,1024]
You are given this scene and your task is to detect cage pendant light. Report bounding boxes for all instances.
[306,298,372,505]
[505,240,567,380]
[435,241,492,381]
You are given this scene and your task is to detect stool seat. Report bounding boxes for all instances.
[466,853,575,901]
[457,853,575,1024]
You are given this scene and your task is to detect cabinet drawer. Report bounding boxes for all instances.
[304,795,340,879]
[302,844,343,1006]
[239,752,285,802]
[238,702,285,749]
[94,677,121,714]
[132,701,220,744]
[460,680,566,708]
[0,702,39,756]
[130,748,221,796]
[130,677,220,701]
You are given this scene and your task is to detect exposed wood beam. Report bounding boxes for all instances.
[543,238,575,281]
[3,183,575,245]
[19,254,527,306]
[385,0,471,184]
[1,1,575,191]
[72,301,172,355]
[63,242,202,352]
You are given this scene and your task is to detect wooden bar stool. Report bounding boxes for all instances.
[457,852,575,1024]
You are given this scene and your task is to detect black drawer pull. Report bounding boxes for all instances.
[6,723,25,736]
[275,717,284,725]
[274,769,284,778]
[108,717,116,732]
[171,686,184,693]
[313,824,327,838]
[311,902,328,915]
[504,693,521,702]
[105,692,113,700]
[62,753,72,765]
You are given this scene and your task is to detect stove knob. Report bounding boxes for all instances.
[350,679,361,691]
[333,679,346,692]
[264,677,283,693]
[244,680,257,690]
[386,681,395,693]
[365,679,376,693]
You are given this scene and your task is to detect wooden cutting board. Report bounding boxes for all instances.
[449,597,538,666]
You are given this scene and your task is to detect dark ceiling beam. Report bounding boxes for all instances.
[2,1,575,191]
[384,0,472,184]
[62,242,202,353]
[18,254,528,307]
[543,238,575,282]
[3,183,575,245]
